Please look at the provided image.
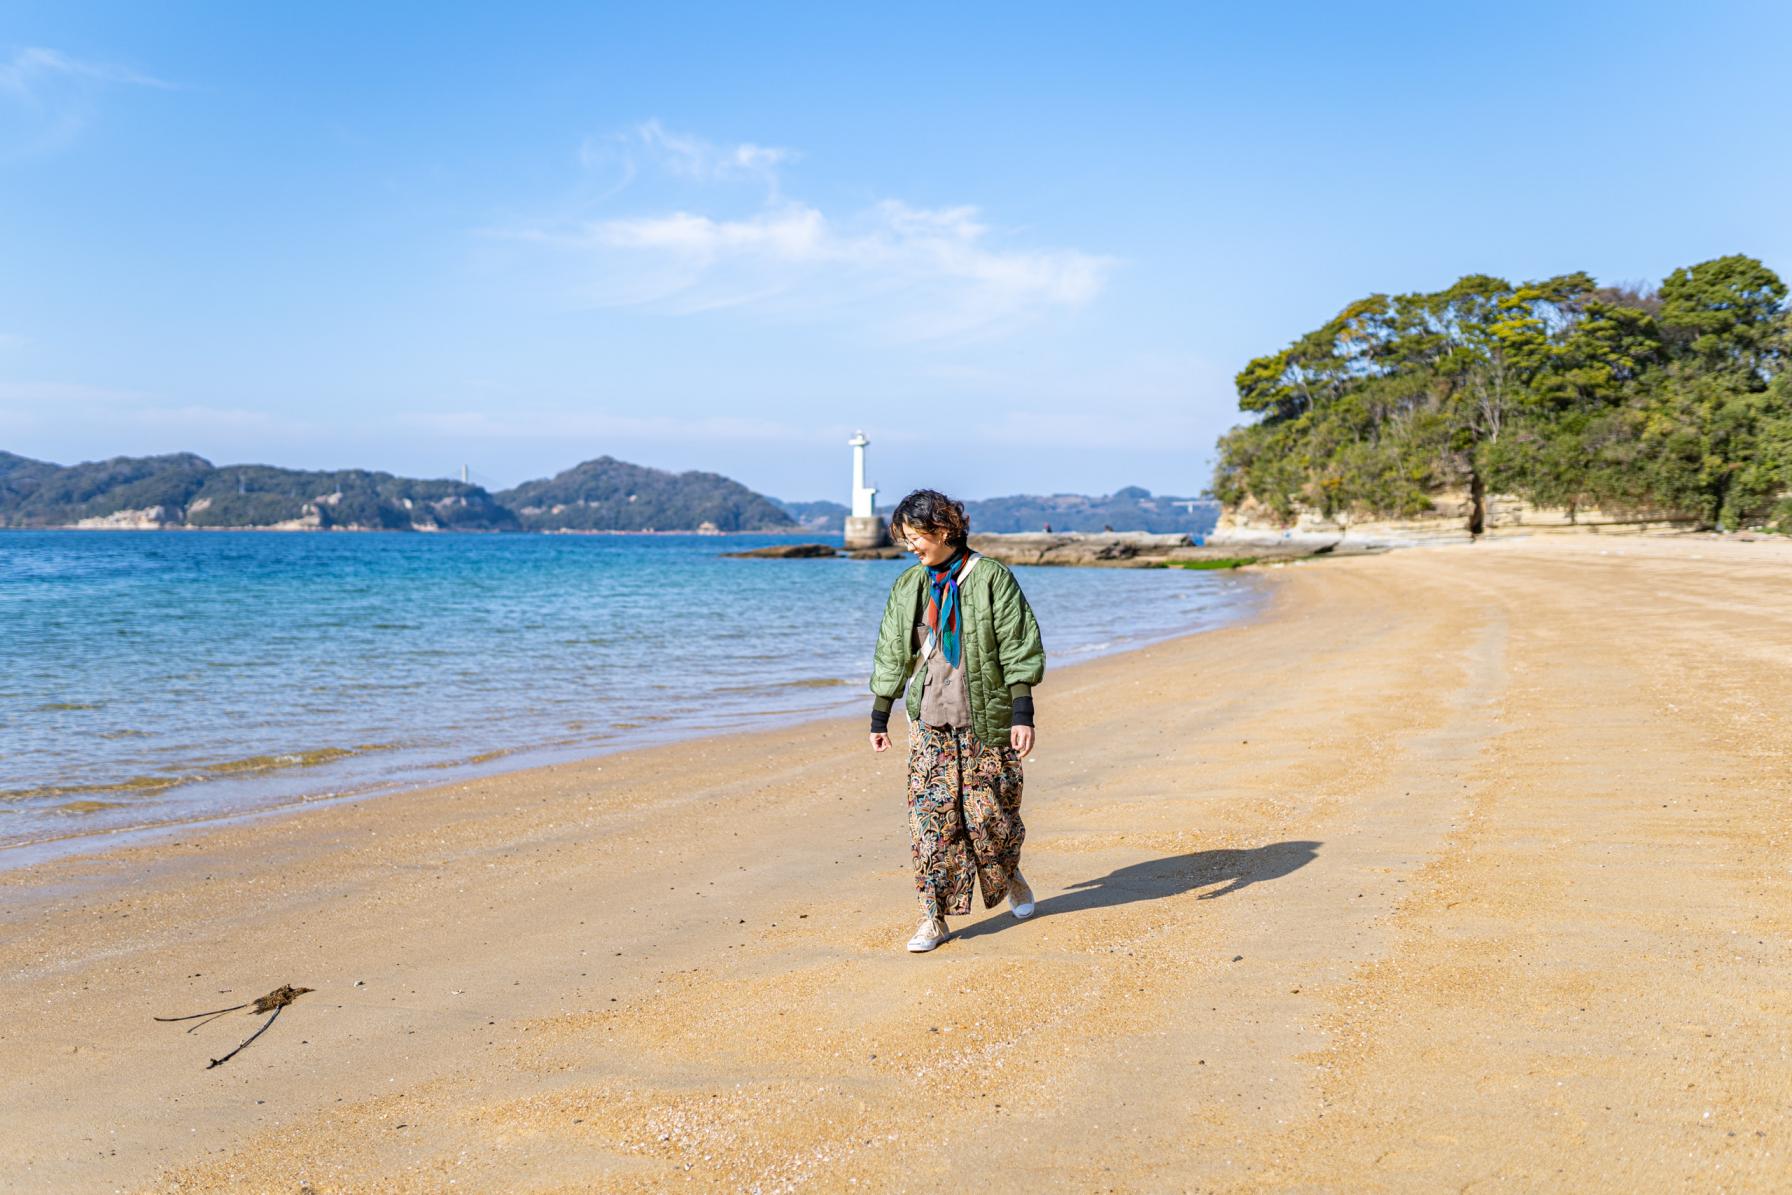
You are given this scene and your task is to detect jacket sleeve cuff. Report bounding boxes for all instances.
[1010,693,1035,728]
[871,693,894,734]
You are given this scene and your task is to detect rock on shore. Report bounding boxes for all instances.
[969,532,1353,568]
[721,542,840,558]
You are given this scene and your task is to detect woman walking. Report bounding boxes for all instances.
[868,489,1046,952]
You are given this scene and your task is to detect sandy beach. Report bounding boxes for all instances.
[3,535,1790,1192]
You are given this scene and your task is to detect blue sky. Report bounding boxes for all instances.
[2,2,1788,503]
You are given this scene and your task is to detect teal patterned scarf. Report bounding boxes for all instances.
[923,548,967,668]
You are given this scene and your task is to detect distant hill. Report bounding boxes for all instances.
[0,450,796,533]
[774,487,1218,535]
[0,452,1217,537]
[493,456,795,532]
[771,486,1213,535]
[0,452,516,530]
[773,498,850,532]
[955,487,1217,534]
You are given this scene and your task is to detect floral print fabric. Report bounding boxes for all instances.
[907,722,1025,920]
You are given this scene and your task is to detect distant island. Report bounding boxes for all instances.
[917,487,1216,535]
[771,498,853,532]
[0,452,794,533]
[777,489,1218,536]
[0,450,1217,535]
[1213,253,1792,537]
[496,457,791,532]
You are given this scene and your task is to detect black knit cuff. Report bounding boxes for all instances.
[1010,695,1035,728]
[870,697,892,734]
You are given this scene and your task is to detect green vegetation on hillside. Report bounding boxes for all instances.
[874,487,1217,534]
[187,466,519,530]
[957,487,1216,534]
[0,453,798,532]
[0,453,517,530]
[493,456,794,532]
[1213,255,1792,532]
[776,489,1220,535]
[772,497,849,532]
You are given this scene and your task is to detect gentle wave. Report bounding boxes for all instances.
[0,529,1261,859]
[0,743,399,804]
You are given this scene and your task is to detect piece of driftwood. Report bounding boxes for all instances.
[156,984,314,1068]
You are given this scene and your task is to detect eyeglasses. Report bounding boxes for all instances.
[898,529,941,551]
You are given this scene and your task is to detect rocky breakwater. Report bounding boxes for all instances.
[724,534,1344,568]
[970,531,1355,568]
[720,543,841,558]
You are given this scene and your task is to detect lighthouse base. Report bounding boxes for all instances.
[843,515,891,550]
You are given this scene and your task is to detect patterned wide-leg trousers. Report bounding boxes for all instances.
[906,721,1025,920]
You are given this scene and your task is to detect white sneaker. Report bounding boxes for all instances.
[906,916,948,952]
[1008,872,1037,920]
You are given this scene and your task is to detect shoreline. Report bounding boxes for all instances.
[0,525,826,535]
[5,534,1790,1190]
[0,696,866,877]
[0,568,1266,878]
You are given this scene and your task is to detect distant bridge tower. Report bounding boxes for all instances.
[844,431,890,549]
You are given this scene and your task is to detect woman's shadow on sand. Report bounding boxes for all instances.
[952,840,1321,941]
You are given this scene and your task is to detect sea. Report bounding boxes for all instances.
[0,529,1262,867]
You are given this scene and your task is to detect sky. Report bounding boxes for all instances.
[1,1,1788,503]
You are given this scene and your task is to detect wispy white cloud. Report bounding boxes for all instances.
[575,120,790,186]
[0,46,174,154]
[629,119,794,187]
[0,47,172,94]
[580,199,1110,334]
[494,124,1115,342]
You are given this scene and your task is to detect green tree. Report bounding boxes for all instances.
[1212,255,1791,533]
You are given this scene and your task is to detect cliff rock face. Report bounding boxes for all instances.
[1214,492,1699,547]
[71,505,184,530]
[968,531,1192,566]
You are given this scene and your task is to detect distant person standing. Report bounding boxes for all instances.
[867,489,1046,952]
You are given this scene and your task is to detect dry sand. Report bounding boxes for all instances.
[2,535,1790,1192]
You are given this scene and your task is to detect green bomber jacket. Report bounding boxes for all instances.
[868,554,1045,745]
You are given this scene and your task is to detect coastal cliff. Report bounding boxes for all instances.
[1212,492,1700,548]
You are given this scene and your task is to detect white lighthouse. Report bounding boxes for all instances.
[843,430,891,549]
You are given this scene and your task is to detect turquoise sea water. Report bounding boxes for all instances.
[0,530,1261,863]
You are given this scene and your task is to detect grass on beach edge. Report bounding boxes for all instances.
[1170,556,1260,570]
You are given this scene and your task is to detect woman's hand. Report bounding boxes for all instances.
[1010,725,1034,755]
[870,732,891,753]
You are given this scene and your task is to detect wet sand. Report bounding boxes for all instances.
[2,535,1789,1192]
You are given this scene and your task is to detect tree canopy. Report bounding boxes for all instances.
[1213,255,1792,532]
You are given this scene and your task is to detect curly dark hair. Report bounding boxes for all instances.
[889,488,971,547]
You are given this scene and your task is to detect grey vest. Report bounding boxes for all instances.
[915,553,978,728]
